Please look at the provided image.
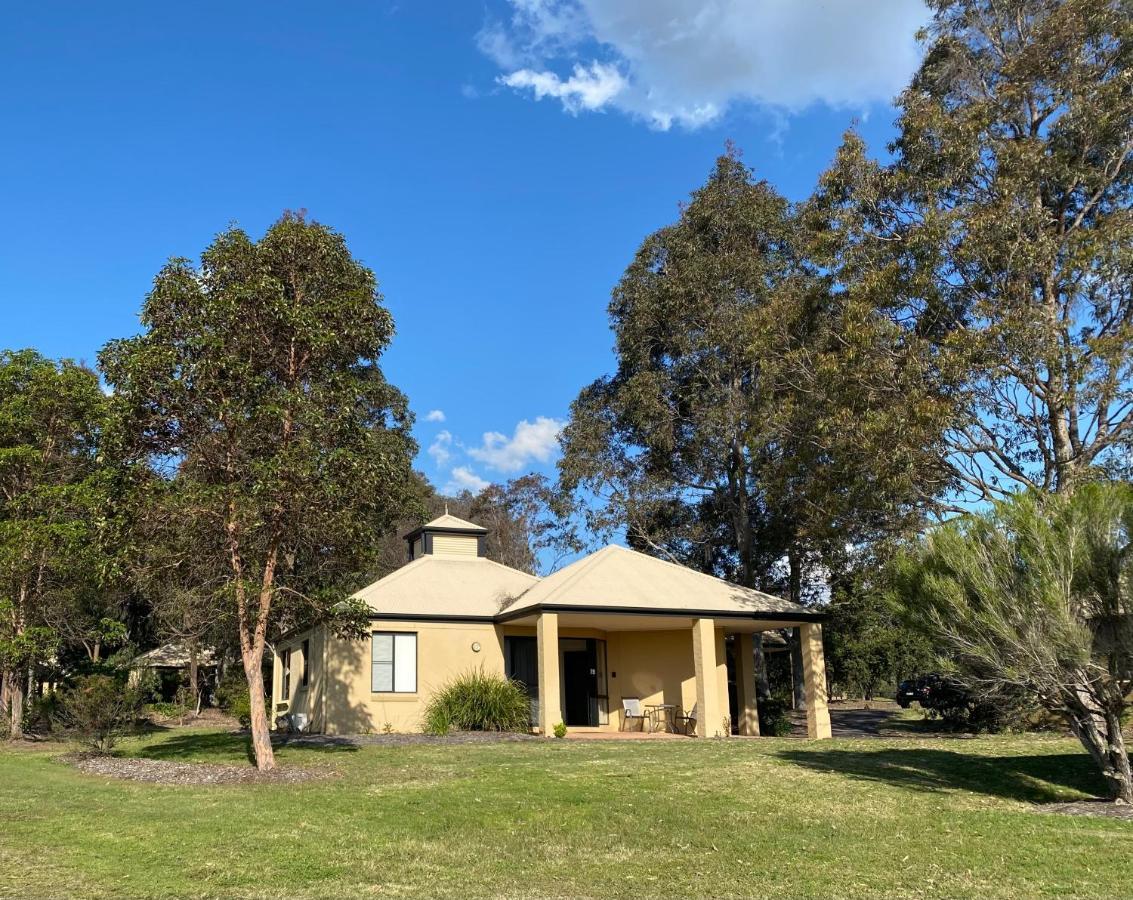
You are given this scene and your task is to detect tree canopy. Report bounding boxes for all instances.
[894,482,1133,801]
[100,213,419,769]
[0,349,110,738]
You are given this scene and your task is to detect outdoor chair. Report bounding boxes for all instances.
[621,697,647,731]
[673,703,697,736]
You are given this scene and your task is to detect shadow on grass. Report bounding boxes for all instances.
[134,730,358,765]
[778,747,1107,803]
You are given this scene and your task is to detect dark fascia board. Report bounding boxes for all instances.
[402,524,489,542]
[369,612,498,624]
[494,604,827,624]
[366,605,827,627]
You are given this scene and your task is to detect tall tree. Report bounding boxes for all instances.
[560,148,951,601]
[558,151,800,593]
[468,474,579,575]
[890,0,1133,500]
[894,483,1133,803]
[127,477,232,707]
[100,214,418,770]
[0,350,108,738]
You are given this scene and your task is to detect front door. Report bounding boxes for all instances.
[561,638,608,727]
[563,644,596,727]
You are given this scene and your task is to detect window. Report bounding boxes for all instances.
[301,639,310,688]
[372,632,417,693]
[281,648,291,698]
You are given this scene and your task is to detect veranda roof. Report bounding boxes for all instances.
[131,644,217,668]
[500,545,819,623]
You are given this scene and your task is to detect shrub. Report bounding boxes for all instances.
[146,701,183,719]
[22,692,62,736]
[917,673,1016,733]
[422,668,532,735]
[552,721,567,739]
[56,675,145,754]
[758,694,792,737]
[215,673,253,728]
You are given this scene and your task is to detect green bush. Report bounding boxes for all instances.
[146,701,183,719]
[56,675,145,754]
[758,694,793,737]
[553,722,567,739]
[215,674,253,728]
[22,692,62,736]
[422,668,532,735]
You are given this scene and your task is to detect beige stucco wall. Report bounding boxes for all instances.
[272,626,327,732]
[322,620,505,734]
[604,627,728,733]
[288,619,733,736]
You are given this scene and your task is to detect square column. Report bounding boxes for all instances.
[800,622,832,739]
[692,618,726,738]
[537,612,562,736]
[735,632,760,736]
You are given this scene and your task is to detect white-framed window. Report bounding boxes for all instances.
[372,632,417,693]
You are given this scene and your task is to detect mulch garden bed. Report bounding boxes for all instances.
[1037,800,1133,820]
[280,730,541,748]
[63,752,335,786]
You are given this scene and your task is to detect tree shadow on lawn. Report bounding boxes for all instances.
[133,730,358,765]
[778,746,1108,804]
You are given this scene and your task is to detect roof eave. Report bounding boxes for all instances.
[494,603,826,624]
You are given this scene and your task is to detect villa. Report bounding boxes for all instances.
[272,514,831,739]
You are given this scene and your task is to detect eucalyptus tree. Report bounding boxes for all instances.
[100,214,418,770]
[894,483,1133,802]
[0,350,108,738]
[559,151,802,593]
[887,0,1133,501]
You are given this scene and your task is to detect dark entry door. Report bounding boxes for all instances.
[563,642,599,727]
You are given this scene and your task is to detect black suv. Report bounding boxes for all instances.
[895,677,928,708]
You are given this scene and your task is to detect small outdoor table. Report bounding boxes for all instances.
[644,703,678,734]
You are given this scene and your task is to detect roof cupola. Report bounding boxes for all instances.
[404,513,488,561]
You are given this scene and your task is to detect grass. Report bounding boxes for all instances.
[1,729,1131,899]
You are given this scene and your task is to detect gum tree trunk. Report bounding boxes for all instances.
[789,629,806,710]
[1066,685,1133,804]
[242,648,274,769]
[188,644,200,714]
[5,671,24,740]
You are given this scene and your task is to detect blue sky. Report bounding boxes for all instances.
[1,1,928,496]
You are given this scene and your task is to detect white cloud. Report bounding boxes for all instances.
[501,62,627,115]
[467,416,565,473]
[428,430,454,467]
[445,466,491,495]
[425,409,446,423]
[479,0,930,130]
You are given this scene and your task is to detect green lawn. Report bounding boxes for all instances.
[1,729,1130,899]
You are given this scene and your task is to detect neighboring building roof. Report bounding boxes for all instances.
[354,554,538,619]
[403,513,488,541]
[500,545,814,621]
[132,643,217,668]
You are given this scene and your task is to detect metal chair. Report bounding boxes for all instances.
[673,702,698,736]
[621,697,647,731]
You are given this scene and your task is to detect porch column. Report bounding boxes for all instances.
[735,632,760,736]
[692,618,726,738]
[800,622,832,740]
[537,612,562,736]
